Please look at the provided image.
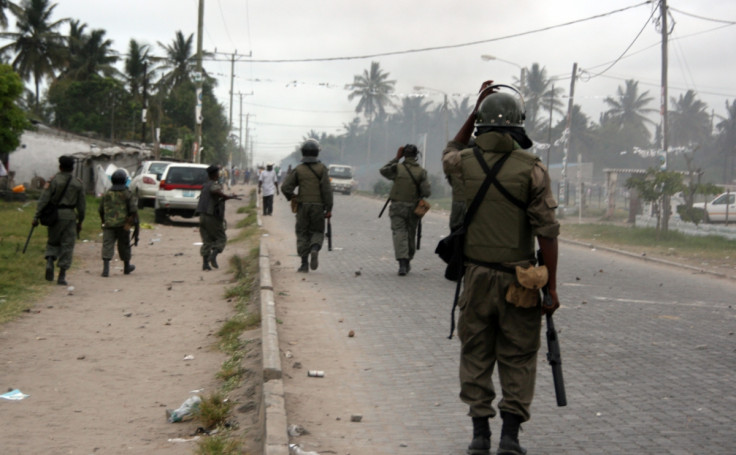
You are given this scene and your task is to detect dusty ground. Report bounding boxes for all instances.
[0,186,263,455]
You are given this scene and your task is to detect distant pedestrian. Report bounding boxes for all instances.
[280,139,333,273]
[99,169,137,277]
[197,165,238,271]
[258,163,279,215]
[379,144,431,276]
[32,155,86,285]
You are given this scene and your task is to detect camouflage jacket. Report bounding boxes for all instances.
[99,189,137,228]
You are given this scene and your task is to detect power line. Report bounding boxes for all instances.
[669,6,736,25]
[202,1,650,64]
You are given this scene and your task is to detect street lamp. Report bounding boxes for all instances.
[413,86,449,144]
[480,54,525,92]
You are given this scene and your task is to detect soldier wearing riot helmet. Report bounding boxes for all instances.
[379,143,431,275]
[99,169,138,277]
[198,164,239,271]
[442,82,560,455]
[280,139,333,273]
[32,155,86,285]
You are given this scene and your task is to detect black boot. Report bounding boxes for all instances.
[297,255,309,273]
[309,245,319,270]
[498,412,526,455]
[406,259,411,273]
[123,261,135,275]
[467,416,491,454]
[209,249,219,269]
[101,259,110,277]
[202,255,212,271]
[398,259,408,276]
[57,268,67,286]
[45,256,55,281]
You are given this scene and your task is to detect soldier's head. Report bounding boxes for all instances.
[402,144,419,159]
[207,164,220,180]
[475,92,525,128]
[301,139,321,157]
[111,169,128,191]
[58,155,75,172]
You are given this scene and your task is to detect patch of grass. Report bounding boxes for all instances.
[562,223,736,261]
[194,431,242,455]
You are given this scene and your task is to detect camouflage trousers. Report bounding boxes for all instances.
[44,219,77,270]
[295,202,325,257]
[102,227,131,261]
[199,214,227,257]
[457,263,542,422]
[388,201,418,260]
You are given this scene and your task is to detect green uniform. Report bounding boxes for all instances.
[379,157,431,260]
[197,179,228,258]
[34,172,86,270]
[449,174,466,232]
[442,131,559,422]
[281,157,333,257]
[99,188,137,261]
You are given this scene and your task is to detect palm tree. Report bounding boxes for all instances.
[347,61,395,163]
[668,90,710,148]
[603,79,656,144]
[521,63,564,136]
[62,22,118,81]
[124,39,151,99]
[0,0,20,29]
[395,95,432,140]
[0,0,67,110]
[157,31,196,90]
[715,99,736,183]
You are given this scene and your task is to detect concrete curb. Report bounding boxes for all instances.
[259,239,289,455]
[560,237,736,281]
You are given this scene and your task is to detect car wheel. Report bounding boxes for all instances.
[154,209,168,224]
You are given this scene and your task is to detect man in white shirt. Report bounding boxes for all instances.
[258,163,279,215]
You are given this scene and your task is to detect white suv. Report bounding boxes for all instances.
[154,163,209,223]
[130,160,172,208]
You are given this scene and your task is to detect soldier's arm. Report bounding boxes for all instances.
[528,162,560,313]
[379,158,399,180]
[33,177,55,221]
[280,170,297,200]
[76,180,86,224]
[321,165,333,213]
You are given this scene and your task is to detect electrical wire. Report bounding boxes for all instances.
[202,1,651,64]
[669,6,736,25]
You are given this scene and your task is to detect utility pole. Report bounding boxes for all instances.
[546,83,554,168]
[194,0,204,163]
[141,62,147,143]
[559,62,577,211]
[660,0,669,169]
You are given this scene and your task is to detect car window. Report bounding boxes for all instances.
[329,167,352,179]
[149,163,169,175]
[166,167,208,185]
[713,194,729,205]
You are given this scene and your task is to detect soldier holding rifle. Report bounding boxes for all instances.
[442,81,560,455]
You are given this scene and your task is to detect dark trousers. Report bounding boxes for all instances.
[263,195,274,215]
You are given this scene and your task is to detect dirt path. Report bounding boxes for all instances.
[0,185,261,455]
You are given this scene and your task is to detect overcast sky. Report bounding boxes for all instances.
[46,0,736,164]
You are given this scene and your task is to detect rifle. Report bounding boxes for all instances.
[22,224,35,254]
[326,218,332,251]
[416,219,422,250]
[378,196,390,218]
[538,249,567,407]
[129,214,140,247]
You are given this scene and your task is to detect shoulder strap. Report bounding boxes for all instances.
[51,174,73,205]
[473,149,528,211]
[304,163,323,181]
[462,147,512,228]
[402,163,422,197]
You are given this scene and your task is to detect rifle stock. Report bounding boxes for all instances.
[22,225,35,254]
[544,292,567,407]
[416,219,422,250]
[326,218,332,251]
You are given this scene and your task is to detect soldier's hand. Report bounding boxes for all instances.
[478,80,494,93]
[76,223,82,235]
[324,211,332,219]
[542,288,560,315]
[474,80,496,113]
[32,218,39,227]
[395,146,404,160]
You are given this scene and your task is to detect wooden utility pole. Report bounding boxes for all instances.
[660,0,669,168]
[194,0,204,163]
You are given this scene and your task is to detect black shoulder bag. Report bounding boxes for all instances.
[435,147,512,339]
[39,175,73,226]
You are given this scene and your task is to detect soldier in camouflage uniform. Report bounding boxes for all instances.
[443,83,560,455]
[198,165,238,271]
[99,169,137,277]
[280,139,333,273]
[32,155,86,285]
[379,144,431,276]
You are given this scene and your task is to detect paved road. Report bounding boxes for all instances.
[272,192,736,455]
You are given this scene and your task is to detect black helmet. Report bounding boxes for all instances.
[403,144,419,158]
[111,169,128,190]
[301,139,321,157]
[475,91,525,128]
